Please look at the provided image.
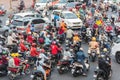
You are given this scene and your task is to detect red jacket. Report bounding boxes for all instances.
[58,28,64,35]
[51,44,59,55]
[27,35,33,44]
[19,42,28,52]
[14,57,20,66]
[30,47,39,57]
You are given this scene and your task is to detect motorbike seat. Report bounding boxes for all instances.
[8,67,19,72]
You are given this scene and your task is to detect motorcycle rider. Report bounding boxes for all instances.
[50,41,59,62]
[63,48,74,66]
[39,49,49,62]
[30,43,39,64]
[36,56,50,80]
[98,55,111,80]
[66,27,74,41]
[19,40,28,59]
[88,37,100,55]
[7,32,17,46]
[76,48,87,76]
[73,33,82,47]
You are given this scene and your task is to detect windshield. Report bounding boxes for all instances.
[39,0,49,3]
[12,20,29,26]
[13,15,23,19]
[115,37,120,43]
[66,3,75,7]
[63,13,78,19]
[59,0,67,3]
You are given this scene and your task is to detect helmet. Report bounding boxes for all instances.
[32,43,36,47]
[92,37,96,41]
[41,49,45,53]
[28,32,31,35]
[103,48,107,52]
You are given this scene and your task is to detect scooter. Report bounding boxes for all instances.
[71,58,90,77]
[7,60,30,80]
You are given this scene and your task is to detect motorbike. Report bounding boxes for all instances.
[31,60,51,80]
[89,49,97,62]
[7,60,30,80]
[0,57,8,76]
[57,59,71,74]
[94,67,112,80]
[0,35,6,46]
[71,58,90,77]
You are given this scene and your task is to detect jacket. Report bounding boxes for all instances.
[45,37,51,45]
[27,35,33,44]
[30,47,39,57]
[51,44,59,55]
[76,50,86,62]
[19,42,28,52]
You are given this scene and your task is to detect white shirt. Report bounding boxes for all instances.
[7,36,14,45]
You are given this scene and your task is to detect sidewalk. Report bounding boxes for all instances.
[0,0,33,13]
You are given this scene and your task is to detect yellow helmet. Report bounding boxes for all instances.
[10,53,16,57]
[15,53,20,57]
[92,37,96,41]
[103,48,107,52]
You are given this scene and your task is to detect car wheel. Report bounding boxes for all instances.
[115,52,120,64]
[4,30,8,37]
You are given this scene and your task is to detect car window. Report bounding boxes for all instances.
[36,14,41,18]
[25,15,35,17]
[32,19,45,24]
[66,3,75,7]
[12,15,22,19]
[115,38,120,43]
[53,11,60,16]
[59,0,67,3]
[63,13,77,19]
[12,20,24,26]
[24,21,29,26]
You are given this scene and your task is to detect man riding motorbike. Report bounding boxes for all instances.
[19,40,28,59]
[98,54,111,80]
[62,48,74,67]
[36,56,50,80]
[30,43,39,64]
[73,33,82,47]
[88,37,100,55]
[76,48,87,76]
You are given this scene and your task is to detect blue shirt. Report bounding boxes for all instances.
[76,50,86,62]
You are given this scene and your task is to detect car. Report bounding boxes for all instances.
[54,0,67,9]
[9,17,47,33]
[65,2,82,11]
[111,36,120,64]
[6,11,42,26]
[114,22,120,35]
[35,0,52,11]
[0,25,10,37]
[51,10,83,28]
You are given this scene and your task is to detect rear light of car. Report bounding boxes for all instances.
[17,28,25,30]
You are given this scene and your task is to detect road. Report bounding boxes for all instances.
[0,42,120,80]
[0,1,120,80]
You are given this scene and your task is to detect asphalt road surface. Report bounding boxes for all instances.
[0,4,120,80]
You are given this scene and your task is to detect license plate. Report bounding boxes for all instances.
[30,75,34,78]
[57,66,60,69]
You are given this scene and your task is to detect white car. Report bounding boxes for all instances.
[54,0,67,9]
[9,17,48,33]
[51,10,83,28]
[111,36,120,64]
[35,0,52,11]
[6,12,42,26]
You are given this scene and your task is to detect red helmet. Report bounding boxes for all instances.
[32,43,36,47]
[41,49,45,53]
